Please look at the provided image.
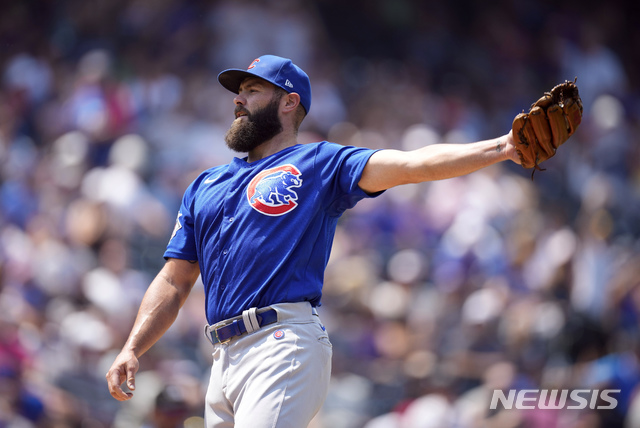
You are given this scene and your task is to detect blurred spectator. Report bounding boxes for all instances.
[143,386,191,428]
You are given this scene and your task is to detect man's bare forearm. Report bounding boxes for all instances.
[359,133,517,193]
[122,259,200,357]
[404,136,511,183]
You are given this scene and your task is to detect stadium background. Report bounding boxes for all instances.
[0,0,638,427]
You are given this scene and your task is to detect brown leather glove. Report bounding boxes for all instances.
[512,79,583,174]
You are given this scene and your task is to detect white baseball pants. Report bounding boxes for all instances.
[204,302,332,428]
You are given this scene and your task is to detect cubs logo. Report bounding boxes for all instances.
[246,165,302,216]
[247,58,260,69]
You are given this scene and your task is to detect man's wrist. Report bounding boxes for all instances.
[494,136,507,160]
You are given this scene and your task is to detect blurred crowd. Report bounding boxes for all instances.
[0,0,639,427]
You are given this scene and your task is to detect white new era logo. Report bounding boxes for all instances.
[285,79,293,88]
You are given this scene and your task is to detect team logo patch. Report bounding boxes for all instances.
[247,58,260,69]
[273,329,285,340]
[247,165,302,216]
[169,212,183,241]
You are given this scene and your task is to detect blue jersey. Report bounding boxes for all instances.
[164,142,382,324]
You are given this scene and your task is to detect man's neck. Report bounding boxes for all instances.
[246,132,298,163]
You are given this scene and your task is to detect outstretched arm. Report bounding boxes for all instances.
[358,131,520,193]
[106,257,200,401]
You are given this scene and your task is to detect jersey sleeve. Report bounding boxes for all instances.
[315,142,384,216]
[163,182,198,261]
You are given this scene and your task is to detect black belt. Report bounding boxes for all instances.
[206,308,278,344]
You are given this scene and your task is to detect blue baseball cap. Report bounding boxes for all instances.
[218,55,312,114]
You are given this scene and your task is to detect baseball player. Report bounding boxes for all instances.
[106,55,581,427]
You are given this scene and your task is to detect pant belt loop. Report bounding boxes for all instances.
[242,308,260,333]
[249,308,260,330]
[204,324,214,345]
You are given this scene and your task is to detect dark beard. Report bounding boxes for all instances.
[224,97,283,153]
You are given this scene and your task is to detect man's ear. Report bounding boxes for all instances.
[282,92,301,113]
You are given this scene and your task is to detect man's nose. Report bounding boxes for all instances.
[233,94,246,106]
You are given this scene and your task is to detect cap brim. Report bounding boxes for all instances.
[218,69,261,94]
